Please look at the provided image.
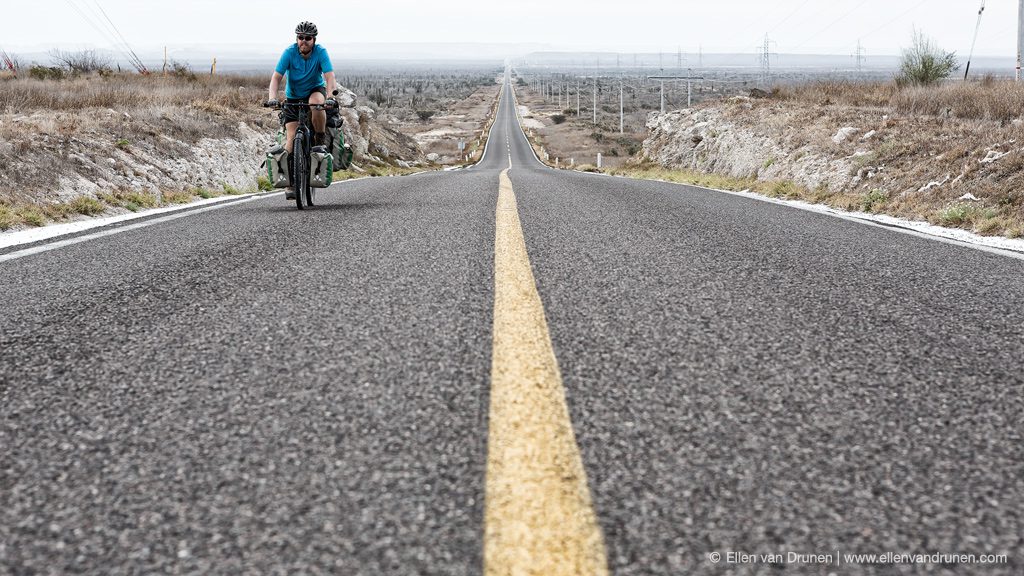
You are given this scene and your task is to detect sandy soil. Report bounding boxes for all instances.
[512,83,646,169]
[393,82,501,165]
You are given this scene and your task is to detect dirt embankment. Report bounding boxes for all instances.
[639,96,1024,237]
[0,74,426,231]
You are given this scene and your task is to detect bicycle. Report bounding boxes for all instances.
[263,97,338,210]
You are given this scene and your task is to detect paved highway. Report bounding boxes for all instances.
[1,72,1021,575]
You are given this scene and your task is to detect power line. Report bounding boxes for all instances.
[789,0,871,52]
[93,1,148,73]
[859,0,930,41]
[767,0,815,35]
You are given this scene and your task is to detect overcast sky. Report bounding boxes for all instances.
[4,0,1018,58]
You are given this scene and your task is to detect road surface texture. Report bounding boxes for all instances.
[2,72,1021,575]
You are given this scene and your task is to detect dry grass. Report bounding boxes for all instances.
[774,79,1024,122]
[333,164,423,180]
[0,72,273,150]
[0,72,264,112]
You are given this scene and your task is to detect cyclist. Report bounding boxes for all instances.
[266,21,337,193]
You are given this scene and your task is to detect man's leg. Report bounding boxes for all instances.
[284,121,298,154]
[309,91,327,147]
[284,121,298,196]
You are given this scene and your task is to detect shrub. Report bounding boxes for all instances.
[29,65,65,81]
[897,29,958,86]
[416,110,436,121]
[938,203,975,226]
[860,189,888,212]
[17,206,46,227]
[551,114,566,124]
[69,196,106,216]
[163,190,194,204]
[169,60,197,81]
[0,206,15,230]
[49,49,112,75]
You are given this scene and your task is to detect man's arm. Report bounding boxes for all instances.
[323,71,336,97]
[268,71,284,102]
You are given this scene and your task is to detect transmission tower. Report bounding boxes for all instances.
[854,39,867,74]
[759,35,776,86]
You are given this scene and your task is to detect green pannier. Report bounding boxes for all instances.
[310,150,333,188]
[265,144,290,188]
[326,114,353,170]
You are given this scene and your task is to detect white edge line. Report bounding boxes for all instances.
[0,193,261,250]
[0,169,431,256]
[468,72,509,170]
[0,196,258,263]
[589,171,1024,262]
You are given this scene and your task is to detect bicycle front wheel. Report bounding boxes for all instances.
[294,135,309,210]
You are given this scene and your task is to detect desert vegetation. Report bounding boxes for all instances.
[334,64,501,165]
[338,66,497,123]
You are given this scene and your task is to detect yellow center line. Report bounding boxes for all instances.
[484,169,609,576]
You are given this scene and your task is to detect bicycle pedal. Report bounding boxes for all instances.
[311,145,327,153]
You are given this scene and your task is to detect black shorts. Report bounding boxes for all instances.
[282,86,328,124]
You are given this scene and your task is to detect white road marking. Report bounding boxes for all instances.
[0,197,258,263]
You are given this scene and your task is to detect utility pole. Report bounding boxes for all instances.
[649,74,705,112]
[855,39,866,75]
[577,77,585,115]
[1019,0,1024,80]
[687,69,693,107]
[593,75,597,125]
[965,1,985,80]
[614,78,622,133]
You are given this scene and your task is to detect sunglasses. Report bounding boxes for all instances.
[297,35,315,42]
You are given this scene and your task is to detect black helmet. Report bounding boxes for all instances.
[295,21,318,37]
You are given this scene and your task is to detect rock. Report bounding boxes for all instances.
[334,86,357,108]
[959,193,980,201]
[832,127,859,143]
[426,153,440,162]
[861,130,876,141]
[980,150,1010,164]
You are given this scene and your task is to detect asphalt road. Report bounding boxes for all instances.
[2,73,1022,575]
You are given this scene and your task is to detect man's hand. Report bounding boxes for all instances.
[325,98,337,109]
[263,99,280,108]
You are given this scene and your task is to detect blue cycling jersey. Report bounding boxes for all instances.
[275,44,333,100]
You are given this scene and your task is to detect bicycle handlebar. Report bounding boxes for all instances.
[263,100,337,110]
